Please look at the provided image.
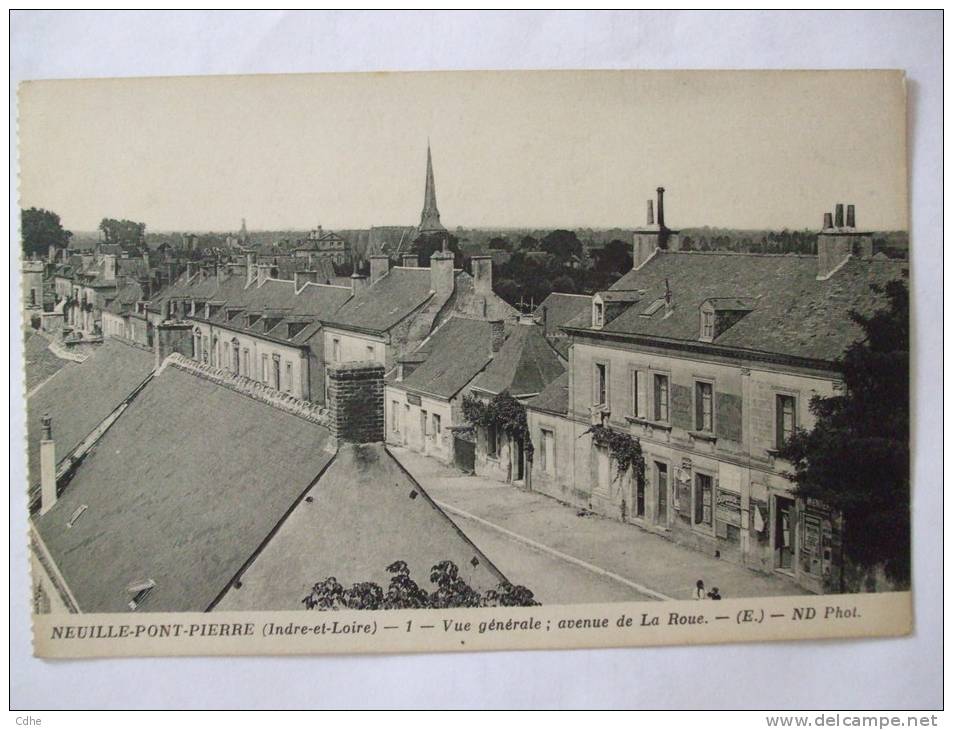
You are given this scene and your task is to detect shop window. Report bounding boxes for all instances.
[694,473,713,527]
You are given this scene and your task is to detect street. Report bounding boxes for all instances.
[390,445,807,604]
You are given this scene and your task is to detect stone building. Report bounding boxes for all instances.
[524,194,907,594]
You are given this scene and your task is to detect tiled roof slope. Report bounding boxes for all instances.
[470,323,566,398]
[321,267,435,333]
[32,362,336,613]
[104,280,144,315]
[535,292,591,357]
[563,251,908,363]
[26,338,155,493]
[525,371,569,415]
[216,443,507,611]
[394,317,495,399]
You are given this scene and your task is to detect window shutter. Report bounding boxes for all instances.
[775,395,783,448]
[695,384,703,429]
[636,371,647,418]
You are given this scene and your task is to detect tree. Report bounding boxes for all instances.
[303,560,539,610]
[552,275,577,294]
[487,235,509,250]
[540,229,582,261]
[98,218,146,249]
[777,281,909,588]
[21,207,71,259]
[518,234,539,251]
[593,239,633,274]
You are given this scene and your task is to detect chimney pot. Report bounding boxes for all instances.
[823,212,834,230]
[656,187,666,229]
[835,203,844,228]
[471,255,493,298]
[646,199,654,226]
[846,204,856,229]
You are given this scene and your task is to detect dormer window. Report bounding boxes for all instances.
[593,298,605,328]
[702,310,714,340]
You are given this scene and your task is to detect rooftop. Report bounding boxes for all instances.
[322,267,436,333]
[470,322,566,398]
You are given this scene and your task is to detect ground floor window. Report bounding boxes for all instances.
[694,472,713,527]
[486,424,498,457]
[539,428,555,475]
[432,413,441,443]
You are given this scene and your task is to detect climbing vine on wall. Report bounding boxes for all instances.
[585,424,646,487]
[462,392,532,451]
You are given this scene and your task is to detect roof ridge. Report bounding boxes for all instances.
[660,250,817,259]
[159,354,331,428]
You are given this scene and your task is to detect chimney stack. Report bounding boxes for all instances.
[39,414,57,515]
[350,271,368,296]
[369,255,390,285]
[430,247,455,298]
[656,187,666,228]
[326,361,385,445]
[295,270,319,292]
[646,199,654,226]
[103,254,117,281]
[47,244,57,264]
[846,204,856,229]
[817,204,853,279]
[154,321,194,368]
[402,253,418,268]
[489,319,505,358]
[834,203,844,228]
[823,212,834,230]
[471,255,493,298]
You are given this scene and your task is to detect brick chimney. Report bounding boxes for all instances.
[489,319,505,358]
[295,270,319,293]
[326,361,384,444]
[471,255,493,298]
[369,255,390,285]
[402,253,418,268]
[817,206,852,280]
[430,246,455,298]
[102,254,117,281]
[39,413,57,515]
[154,321,194,368]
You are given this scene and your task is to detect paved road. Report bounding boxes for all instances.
[390,446,807,604]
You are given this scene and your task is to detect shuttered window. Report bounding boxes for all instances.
[695,381,713,432]
[776,394,796,448]
[653,374,669,422]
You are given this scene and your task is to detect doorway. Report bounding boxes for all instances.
[775,497,796,572]
[655,462,668,526]
[513,438,525,482]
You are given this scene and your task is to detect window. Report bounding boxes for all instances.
[632,370,647,419]
[695,381,713,432]
[242,349,249,376]
[486,424,498,457]
[261,354,269,383]
[540,429,555,475]
[332,338,341,362]
[702,309,714,339]
[653,374,669,422]
[593,300,604,328]
[420,410,428,440]
[272,355,281,390]
[656,462,669,525]
[391,401,400,433]
[594,363,607,406]
[285,361,293,393]
[776,394,796,448]
[432,413,441,442]
[694,473,713,527]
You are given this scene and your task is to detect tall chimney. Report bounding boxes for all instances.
[430,248,455,298]
[489,319,505,358]
[834,203,844,228]
[350,271,368,296]
[39,414,57,515]
[823,212,834,230]
[103,254,117,281]
[646,199,654,226]
[656,187,666,229]
[471,255,493,298]
[402,253,418,268]
[846,204,856,229]
[154,321,194,368]
[245,253,257,288]
[326,361,385,444]
[369,255,390,285]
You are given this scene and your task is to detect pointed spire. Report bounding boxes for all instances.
[418,142,446,234]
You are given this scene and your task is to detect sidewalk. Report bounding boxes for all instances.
[390,446,807,602]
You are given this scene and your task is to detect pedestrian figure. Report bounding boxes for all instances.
[693,579,706,600]
[707,587,722,600]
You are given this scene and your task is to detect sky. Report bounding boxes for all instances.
[18,70,908,233]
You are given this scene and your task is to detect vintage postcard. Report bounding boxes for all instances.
[18,70,911,658]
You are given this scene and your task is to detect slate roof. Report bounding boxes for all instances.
[525,371,569,416]
[104,280,144,315]
[32,362,336,613]
[470,323,566,398]
[322,267,436,333]
[392,317,495,399]
[535,292,591,356]
[563,251,908,364]
[216,443,507,611]
[24,333,75,392]
[26,338,155,496]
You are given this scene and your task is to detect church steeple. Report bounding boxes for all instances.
[418,142,446,234]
